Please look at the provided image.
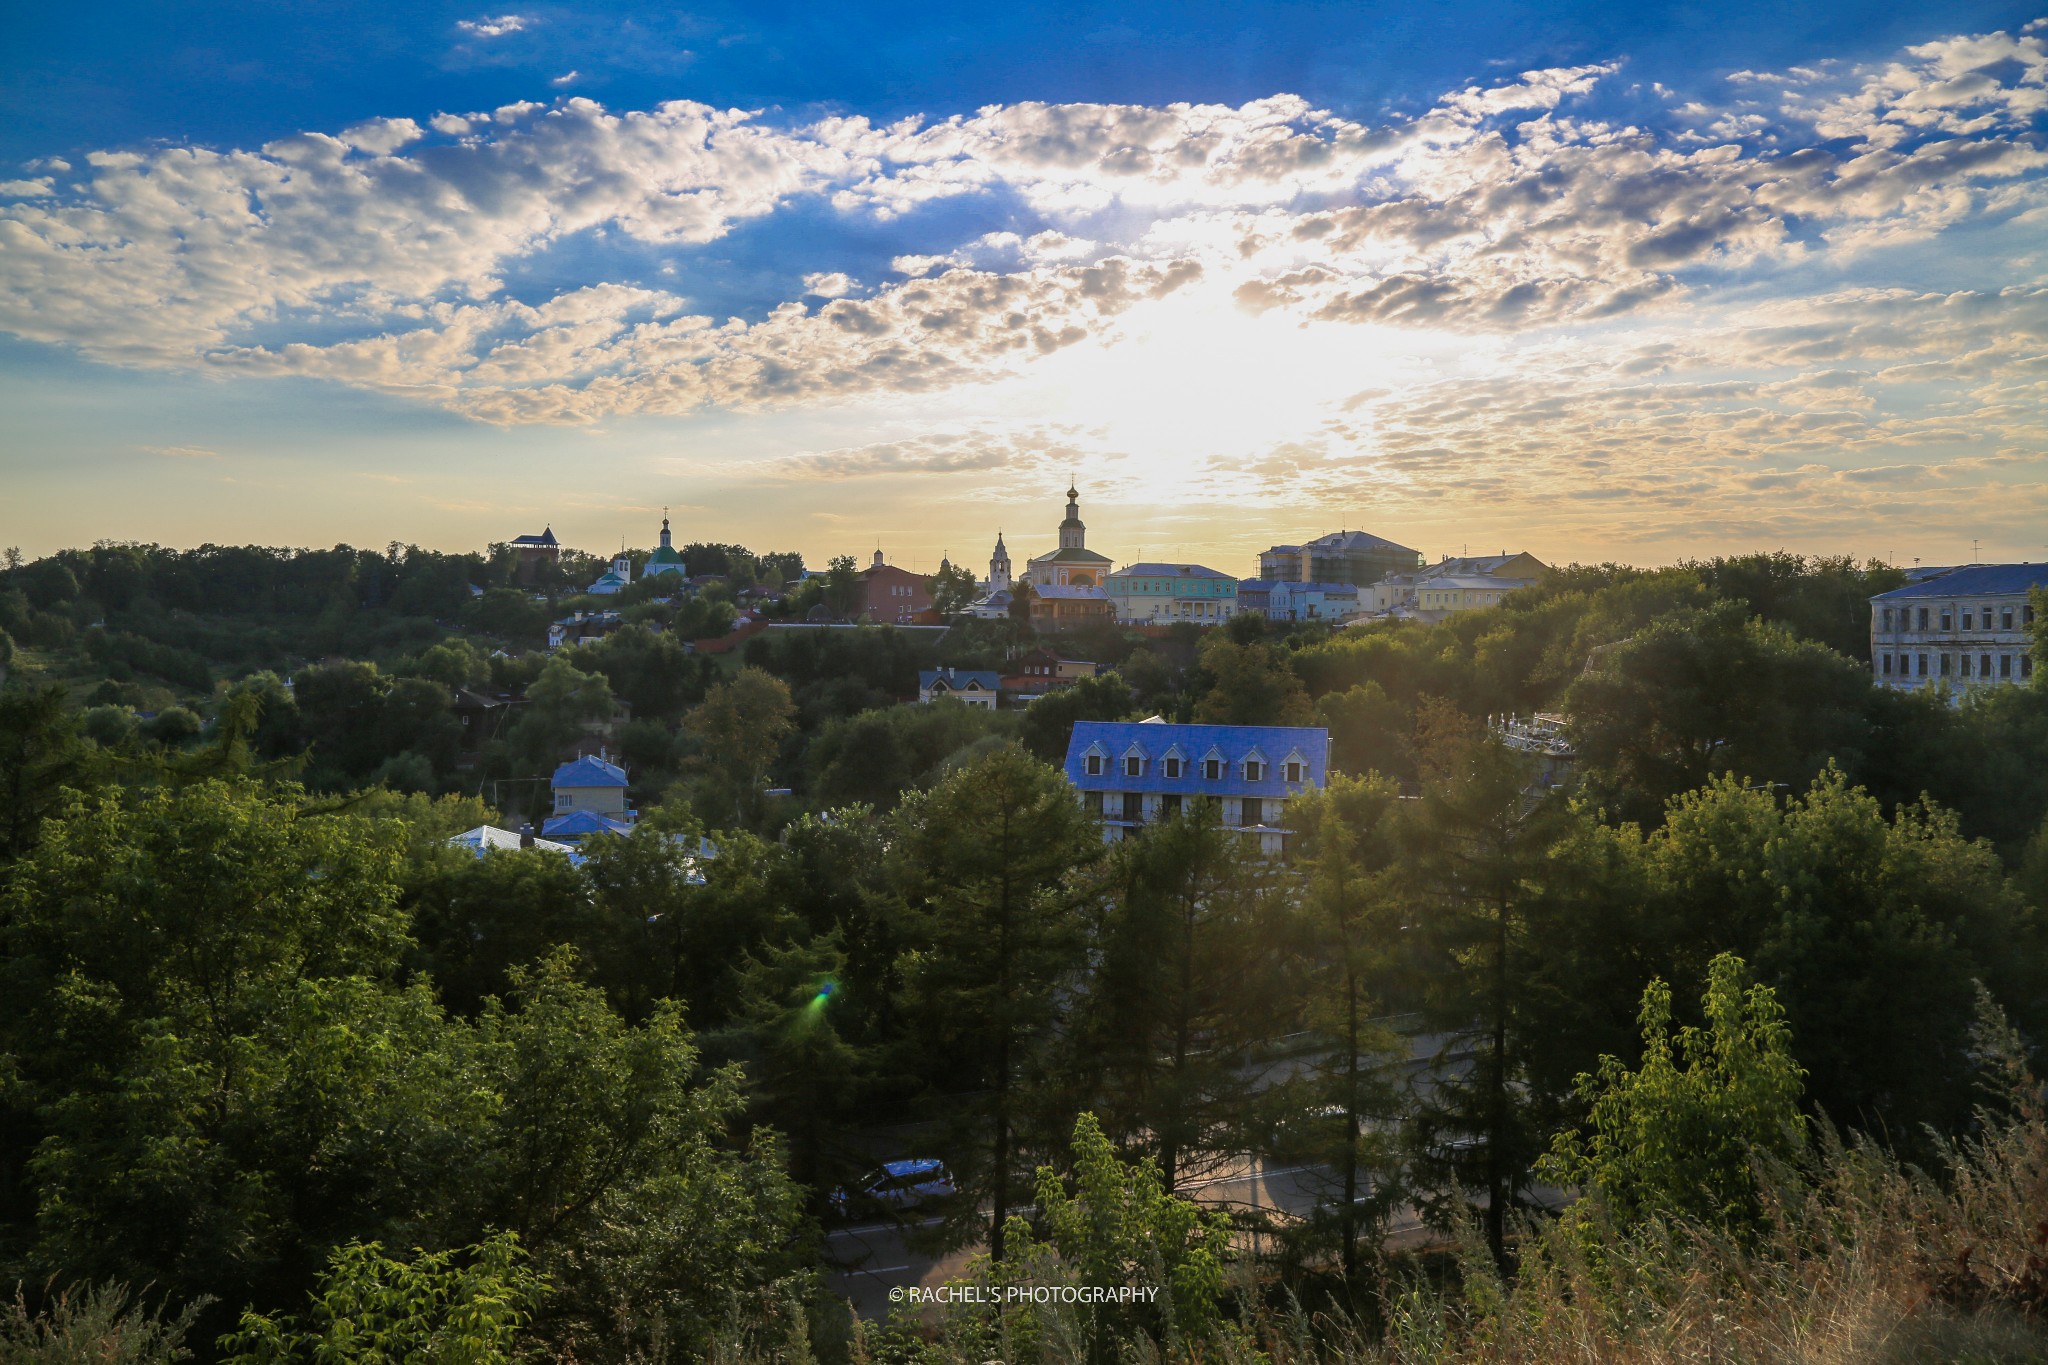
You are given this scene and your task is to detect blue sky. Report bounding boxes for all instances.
[3,1,2046,571]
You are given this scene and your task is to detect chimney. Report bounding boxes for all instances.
[519,823,535,849]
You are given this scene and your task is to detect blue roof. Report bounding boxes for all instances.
[1872,563,2048,600]
[541,809,635,838]
[1109,562,1234,580]
[920,669,1001,691]
[552,754,628,789]
[1064,721,1329,798]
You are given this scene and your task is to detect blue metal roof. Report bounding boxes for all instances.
[541,809,634,839]
[1872,563,2048,600]
[552,754,628,789]
[1064,720,1329,798]
[920,669,1001,691]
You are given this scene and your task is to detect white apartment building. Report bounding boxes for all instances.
[1870,563,2044,697]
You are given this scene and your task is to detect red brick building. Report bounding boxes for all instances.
[860,550,932,624]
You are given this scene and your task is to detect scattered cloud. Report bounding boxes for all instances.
[139,444,222,459]
[0,19,2044,554]
[456,14,530,39]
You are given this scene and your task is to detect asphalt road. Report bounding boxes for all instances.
[823,1153,1441,1318]
[824,1028,1485,1318]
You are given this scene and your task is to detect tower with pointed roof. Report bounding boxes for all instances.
[1020,483,1115,632]
[987,531,1012,591]
[645,509,687,581]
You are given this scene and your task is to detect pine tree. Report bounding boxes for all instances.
[891,744,1101,1259]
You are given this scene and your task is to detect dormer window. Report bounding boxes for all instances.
[1125,755,1143,777]
[1203,758,1222,781]
[1085,753,1103,776]
[1244,759,1264,782]
[1286,760,1302,783]
[1164,757,1182,779]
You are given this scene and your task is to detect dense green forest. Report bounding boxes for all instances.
[1,541,2046,1363]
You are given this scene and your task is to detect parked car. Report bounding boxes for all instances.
[830,1159,956,1218]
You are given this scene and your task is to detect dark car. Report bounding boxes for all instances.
[830,1158,956,1218]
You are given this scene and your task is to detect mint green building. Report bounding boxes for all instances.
[1104,562,1239,624]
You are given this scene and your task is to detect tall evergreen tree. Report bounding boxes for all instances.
[1073,806,1293,1193]
[890,744,1100,1259]
[1401,734,1578,1268]
[1288,775,1410,1276]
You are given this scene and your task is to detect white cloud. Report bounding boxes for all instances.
[552,71,580,87]
[0,17,2042,459]
[456,13,530,38]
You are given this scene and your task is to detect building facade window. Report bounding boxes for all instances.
[1882,653,1893,675]
[2003,609,2016,630]
[1882,608,1893,630]
[1240,797,1263,825]
[1941,611,1954,631]
[1084,791,1103,815]
[2001,654,2013,678]
[1125,755,1142,777]
[1161,793,1182,817]
[1286,760,1303,782]
[1918,653,1929,676]
[1963,610,1974,630]
[1085,753,1102,776]
[1941,654,1952,676]
[1919,608,1930,630]
[1122,792,1143,823]
[1204,758,1221,781]
[1982,653,1993,676]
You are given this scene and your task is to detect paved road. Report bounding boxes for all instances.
[824,1028,1487,1317]
[823,1153,1441,1317]
[826,1215,976,1319]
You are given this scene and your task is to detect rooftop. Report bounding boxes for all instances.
[1110,562,1234,579]
[540,809,635,840]
[920,668,1001,691]
[1064,720,1330,798]
[1418,575,1536,590]
[552,753,628,789]
[1030,546,1113,564]
[1872,563,2048,600]
[1304,529,1421,557]
[447,825,574,856]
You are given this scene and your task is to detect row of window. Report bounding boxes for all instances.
[1879,652,2034,680]
[1084,791,1273,824]
[1083,753,1305,782]
[1111,581,1233,594]
[1880,604,2034,632]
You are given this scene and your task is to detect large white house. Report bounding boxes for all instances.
[1870,563,2044,697]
